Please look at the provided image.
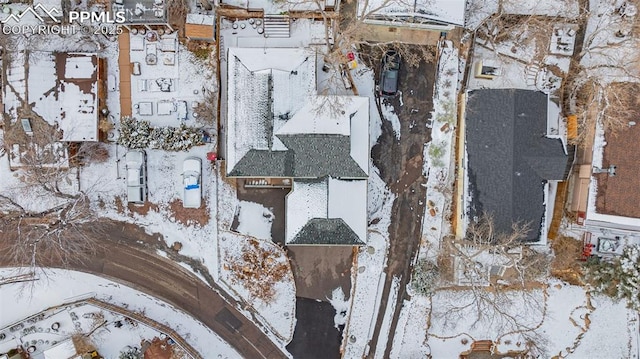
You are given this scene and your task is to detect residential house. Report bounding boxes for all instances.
[464,89,571,242]
[574,99,640,256]
[357,0,466,32]
[215,0,337,40]
[2,52,101,169]
[225,47,369,245]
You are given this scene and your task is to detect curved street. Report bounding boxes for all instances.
[0,220,287,359]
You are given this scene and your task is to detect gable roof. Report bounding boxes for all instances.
[225,47,369,179]
[289,218,364,245]
[360,0,466,27]
[465,89,569,241]
[225,47,316,172]
[285,178,367,245]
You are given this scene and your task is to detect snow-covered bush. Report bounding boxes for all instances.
[439,100,456,125]
[428,141,446,168]
[585,245,640,310]
[411,259,440,296]
[117,117,204,151]
[119,346,142,359]
[148,124,204,151]
[117,117,151,149]
[224,239,289,302]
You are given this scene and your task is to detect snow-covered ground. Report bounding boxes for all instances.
[380,103,401,141]
[373,275,400,359]
[580,0,640,82]
[216,173,296,344]
[389,296,431,358]
[340,57,397,358]
[0,14,294,356]
[80,144,220,281]
[0,300,176,359]
[0,268,241,358]
[392,280,639,358]
[234,200,274,240]
[389,3,640,355]
[217,231,296,343]
[127,32,216,127]
[420,41,458,255]
[502,0,580,18]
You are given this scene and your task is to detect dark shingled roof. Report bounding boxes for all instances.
[228,134,367,178]
[465,89,569,242]
[228,150,293,177]
[288,218,365,245]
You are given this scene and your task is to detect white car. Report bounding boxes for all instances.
[125,150,147,204]
[182,157,202,208]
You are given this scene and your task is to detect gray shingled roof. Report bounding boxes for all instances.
[288,218,365,245]
[228,135,367,178]
[228,150,293,177]
[465,89,569,242]
[279,135,367,178]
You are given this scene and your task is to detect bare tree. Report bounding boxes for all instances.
[431,214,551,356]
[457,213,550,285]
[1,125,106,271]
[0,193,103,271]
[566,1,640,146]
[431,287,548,357]
[278,0,435,95]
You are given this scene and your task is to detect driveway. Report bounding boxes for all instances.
[288,246,353,300]
[366,44,436,358]
[286,297,343,359]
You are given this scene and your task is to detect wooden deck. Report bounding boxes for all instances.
[118,30,132,117]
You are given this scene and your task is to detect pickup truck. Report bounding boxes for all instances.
[126,150,147,204]
[182,157,202,208]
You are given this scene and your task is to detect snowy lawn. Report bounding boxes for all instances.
[390,280,639,358]
[0,268,241,358]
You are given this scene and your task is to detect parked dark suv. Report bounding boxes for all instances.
[379,50,401,97]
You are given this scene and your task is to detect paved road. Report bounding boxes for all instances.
[367,45,436,358]
[0,220,287,359]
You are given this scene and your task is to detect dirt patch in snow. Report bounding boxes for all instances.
[115,196,125,214]
[551,236,584,286]
[167,198,210,227]
[128,201,159,216]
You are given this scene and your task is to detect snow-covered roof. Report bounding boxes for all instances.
[186,13,215,25]
[275,96,369,175]
[4,52,99,142]
[286,180,329,242]
[218,0,328,14]
[359,0,466,27]
[327,177,367,241]
[502,0,580,19]
[43,338,79,359]
[286,178,367,245]
[226,47,316,171]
